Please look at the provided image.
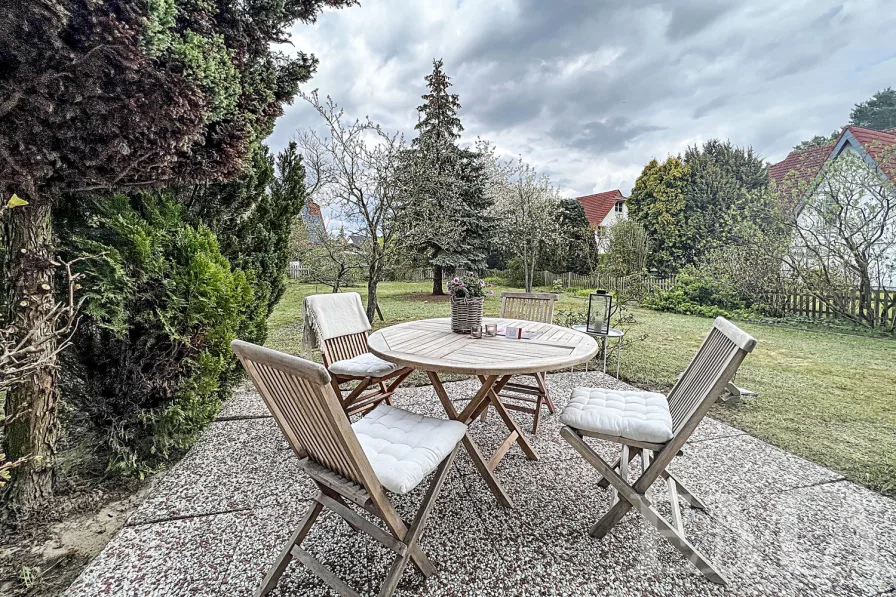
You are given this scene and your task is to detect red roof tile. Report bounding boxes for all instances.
[768,144,834,206]
[575,190,625,227]
[848,126,896,180]
[307,199,323,218]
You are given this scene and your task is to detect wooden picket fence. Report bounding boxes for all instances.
[540,270,678,293]
[288,262,434,283]
[287,261,310,279]
[770,288,896,324]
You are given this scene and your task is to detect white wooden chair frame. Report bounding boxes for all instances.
[560,318,756,585]
[232,340,461,597]
[486,292,559,432]
[321,330,414,417]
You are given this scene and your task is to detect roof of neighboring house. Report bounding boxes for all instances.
[575,190,626,227]
[306,199,324,221]
[769,126,896,209]
[768,144,835,193]
[849,127,896,168]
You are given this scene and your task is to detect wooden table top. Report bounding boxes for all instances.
[368,317,599,376]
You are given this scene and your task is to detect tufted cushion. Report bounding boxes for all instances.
[353,405,467,494]
[561,388,674,444]
[329,352,401,377]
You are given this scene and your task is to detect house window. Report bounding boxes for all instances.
[614,201,624,213]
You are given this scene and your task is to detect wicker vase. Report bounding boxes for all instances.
[450,296,484,333]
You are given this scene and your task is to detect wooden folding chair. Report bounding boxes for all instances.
[231,340,467,597]
[305,292,413,417]
[485,292,559,433]
[559,317,757,585]
[321,329,413,417]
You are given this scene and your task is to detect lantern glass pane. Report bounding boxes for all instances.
[587,293,611,335]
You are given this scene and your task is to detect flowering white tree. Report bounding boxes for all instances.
[297,92,406,321]
[477,141,561,291]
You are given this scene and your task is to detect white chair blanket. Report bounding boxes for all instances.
[353,404,467,494]
[561,388,674,444]
[302,292,371,356]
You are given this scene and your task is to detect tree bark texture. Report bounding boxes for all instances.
[366,264,379,323]
[432,264,444,295]
[3,200,59,511]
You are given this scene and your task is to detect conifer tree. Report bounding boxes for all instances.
[402,59,493,294]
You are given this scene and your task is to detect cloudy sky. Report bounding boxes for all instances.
[267,0,896,202]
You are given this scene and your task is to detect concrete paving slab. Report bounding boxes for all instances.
[66,373,896,597]
[129,418,315,525]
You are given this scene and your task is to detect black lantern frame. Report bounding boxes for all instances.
[586,291,612,335]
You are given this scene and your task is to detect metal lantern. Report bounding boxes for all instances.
[586,291,612,335]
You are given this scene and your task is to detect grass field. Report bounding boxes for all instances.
[267,279,896,497]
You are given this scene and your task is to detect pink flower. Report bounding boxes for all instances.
[490,290,495,296]
[488,283,494,288]
[479,280,485,287]
[458,280,464,286]
[452,277,460,284]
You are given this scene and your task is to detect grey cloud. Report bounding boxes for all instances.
[548,118,664,153]
[268,0,896,197]
[693,94,733,119]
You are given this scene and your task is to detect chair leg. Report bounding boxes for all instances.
[662,470,707,511]
[379,380,393,405]
[560,428,727,586]
[256,499,324,597]
[667,474,684,533]
[534,372,556,414]
[378,446,460,597]
[531,393,544,434]
[598,447,640,489]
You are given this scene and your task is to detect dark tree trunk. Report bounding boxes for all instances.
[366,263,379,324]
[3,198,59,512]
[432,264,444,295]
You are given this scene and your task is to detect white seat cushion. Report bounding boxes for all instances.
[560,388,674,444]
[353,405,467,494]
[329,352,401,377]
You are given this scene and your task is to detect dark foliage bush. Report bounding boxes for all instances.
[56,144,305,475]
[58,194,262,474]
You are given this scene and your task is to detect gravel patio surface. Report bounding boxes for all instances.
[65,372,896,597]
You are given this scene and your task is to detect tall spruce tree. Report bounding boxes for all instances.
[402,59,492,294]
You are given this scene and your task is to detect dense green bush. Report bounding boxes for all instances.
[642,264,755,319]
[59,194,263,475]
[53,144,305,475]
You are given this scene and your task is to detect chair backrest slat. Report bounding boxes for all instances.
[323,331,370,366]
[500,292,558,324]
[231,340,380,492]
[666,318,756,434]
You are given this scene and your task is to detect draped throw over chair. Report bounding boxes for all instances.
[231,340,467,597]
[489,292,559,433]
[559,317,756,585]
[303,292,413,416]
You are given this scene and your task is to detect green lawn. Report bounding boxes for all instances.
[267,280,896,497]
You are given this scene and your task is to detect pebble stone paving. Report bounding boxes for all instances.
[65,372,896,597]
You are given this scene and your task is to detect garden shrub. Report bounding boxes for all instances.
[642,264,756,319]
[58,193,263,475]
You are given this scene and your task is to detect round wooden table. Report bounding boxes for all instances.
[368,317,599,507]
